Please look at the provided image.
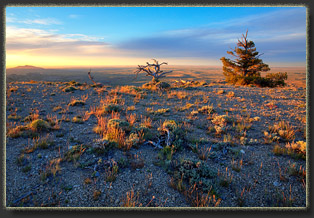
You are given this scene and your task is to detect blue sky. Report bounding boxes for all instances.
[6,6,307,68]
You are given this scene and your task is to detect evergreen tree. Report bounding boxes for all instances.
[220,30,270,85]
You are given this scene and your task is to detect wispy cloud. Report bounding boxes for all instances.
[6,26,121,57]
[7,16,62,25]
[23,18,62,25]
[117,7,306,64]
[69,14,80,19]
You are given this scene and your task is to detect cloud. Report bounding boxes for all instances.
[69,14,80,19]
[5,7,306,67]
[117,7,306,65]
[7,16,62,25]
[6,26,123,57]
[23,18,62,25]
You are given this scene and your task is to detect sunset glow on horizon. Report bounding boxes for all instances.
[6,6,307,69]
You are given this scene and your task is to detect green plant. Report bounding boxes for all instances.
[34,134,54,149]
[28,119,51,132]
[265,72,288,87]
[198,145,212,160]
[231,158,243,172]
[107,119,131,132]
[218,167,233,187]
[220,30,270,86]
[22,165,31,173]
[16,153,27,166]
[105,160,119,182]
[63,144,87,163]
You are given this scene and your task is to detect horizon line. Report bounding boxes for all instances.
[6,65,307,70]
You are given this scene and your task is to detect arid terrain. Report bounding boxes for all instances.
[5,66,307,208]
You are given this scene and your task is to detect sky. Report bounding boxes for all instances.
[6,6,307,68]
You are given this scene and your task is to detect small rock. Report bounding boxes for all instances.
[273,181,280,187]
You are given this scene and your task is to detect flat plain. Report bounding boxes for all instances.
[5,66,307,208]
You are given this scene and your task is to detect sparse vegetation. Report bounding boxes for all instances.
[6,65,306,207]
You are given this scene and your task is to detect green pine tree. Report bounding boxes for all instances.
[220,30,270,85]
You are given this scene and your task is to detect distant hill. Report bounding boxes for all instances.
[10,65,45,70]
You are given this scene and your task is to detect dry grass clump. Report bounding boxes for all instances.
[126,113,137,127]
[103,126,126,149]
[285,141,306,155]
[7,125,29,138]
[198,145,212,160]
[211,115,233,127]
[226,91,235,97]
[268,121,295,142]
[62,86,77,92]
[17,116,61,134]
[105,160,119,182]
[68,95,88,106]
[167,90,188,99]
[198,105,215,114]
[184,183,221,207]
[22,110,40,122]
[93,116,109,134]
[140,116,152,128]
[104,104,122,113]
[128,152,145,170]
[24,134,55,153]
[149,108,170,116]
[93,190,102,201]
[72,116,84,124]
[218,167,233,187]
[177,103,194,112]
[117,85,141,96]
[121,189,143,207]
[125,133,141,150]
[8,113,22,120]
[63,144,87,163]
[142,81,171,91]
[273,141,306,160]
[40,158,62,181]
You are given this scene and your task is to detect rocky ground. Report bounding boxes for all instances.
[5,78,307,208]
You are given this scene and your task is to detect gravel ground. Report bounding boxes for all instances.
[5,79,307,208]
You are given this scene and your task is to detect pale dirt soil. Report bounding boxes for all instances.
[5,75,307,208]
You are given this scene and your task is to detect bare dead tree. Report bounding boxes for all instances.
[88,69,103,87]
[134,59,173,83]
